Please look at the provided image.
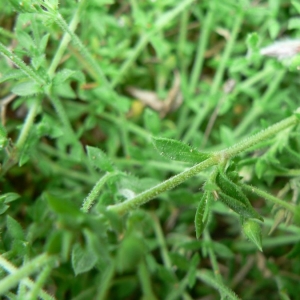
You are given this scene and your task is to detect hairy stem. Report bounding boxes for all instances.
[16,99,40,149]
[81,172,118,213]
[47,1,85,78]
[0,254,55,298]
[241,184,295,212]
[108,113,298,215]
[53,12,110,86]
[0,42,45,86]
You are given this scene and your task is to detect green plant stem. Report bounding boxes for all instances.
[119,113,131,158]
[196,270,240,300]
[1,98,40,176]
[100,112,151,141]
[221,114,296,158]
[47,94,78,143]
[231,65,274,98]
[108,113,298,215]
[177,5,214,138]
[0,27,15,39]
[0,254,55,299]
[241,184,295,212]
[112,34,148,87]
[234,70,285,137]
[204,231,223,283]
[234,235,300,252]
[177,9,189,73]
[151,213,172,269]
[108,156,217,215]
[96,262,115,300]
[81,172,118,213]
[0,42,81,160]
[189,6,214,95]
[15,99,40,149]
[53,12,110,86]
[47,1,84,78]
[115,158,207,175]
[138,260,158,300]
[111,0,195,87]
[183,11,244,143]
[24,265,52,300]
[0,42,45,86]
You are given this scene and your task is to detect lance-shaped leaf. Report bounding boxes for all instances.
[242,218,263,251]
[86,146,114,172]
[218,192,263,221]
[216,170,252,208]
[152,137,211,163]
[195,191,213,239]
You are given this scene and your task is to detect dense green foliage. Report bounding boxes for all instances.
[1,0,300,299]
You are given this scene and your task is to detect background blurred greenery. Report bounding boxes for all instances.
[1,0,300,299]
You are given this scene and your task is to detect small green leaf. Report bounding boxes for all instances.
[195,192,212,239]
[86,146,114,172]
[286,242,300,259]
[12,81,41,96]
[0,204,9,215]
[152,137,211,163]
[143,108,161,134]
[293,206,300,226]
[242,218,263,251]
[246,32,259,52]
[98,206,123,234]
[116,234,146,273]
[72,243,98,275]
[0,70,25,83]
[0,192,20,203]
[38,33,50,53]
[220,126,235,147]
[255,159,268,179]
[294,107,300,121]
[288,17,300,30]
[46,231,65,255]
[292,0,300,13]
[53,82,76,99]
[218,191,263,221]
[45,192,84,220]
[16,30,35,51]
[8,0,38,13]
[203,182,219,192]
[6,215,25,240]
[216,169,251,207]
[212,242,234,259]
[268,19,280,39]
[53,69,85,85]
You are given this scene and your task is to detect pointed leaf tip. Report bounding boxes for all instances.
[242,219,263,251]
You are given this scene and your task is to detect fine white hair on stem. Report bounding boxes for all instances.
[260,39,300,60]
